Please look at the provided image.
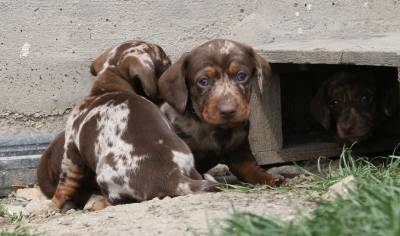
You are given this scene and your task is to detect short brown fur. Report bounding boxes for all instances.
[159,39,282,186]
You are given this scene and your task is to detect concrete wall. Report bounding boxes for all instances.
[1,0,400,136]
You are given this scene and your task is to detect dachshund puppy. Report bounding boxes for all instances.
[310,68,399,145]
[158,39,282,186]
[46,41,218,212]
[38,41,171,208]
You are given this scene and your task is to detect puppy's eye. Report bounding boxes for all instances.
[236,71,248,82]
[360,95,373,105]
[197,77,210,87]
[329,100,340,108]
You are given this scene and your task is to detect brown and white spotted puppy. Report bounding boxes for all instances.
[37,40,171,208]
[310,69,399,145]
[158,39,282,186]
[51,41,217,212]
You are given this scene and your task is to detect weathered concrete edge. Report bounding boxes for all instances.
[0,155,40,197]
[258,49,400,67]
[0,155,40,170]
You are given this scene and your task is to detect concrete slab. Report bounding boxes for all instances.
[0,155,40,197]
[258,33,400,67]
[2,0,400,135]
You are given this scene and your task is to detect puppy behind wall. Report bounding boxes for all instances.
[158,39,282,186]
[47,41,217,212]
[310,68,399,145]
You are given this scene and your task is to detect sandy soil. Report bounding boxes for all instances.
[23,191,311,236]
[1,165,321,235]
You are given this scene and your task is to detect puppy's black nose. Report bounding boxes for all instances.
[219,102,236,119]
[339,122,353,134]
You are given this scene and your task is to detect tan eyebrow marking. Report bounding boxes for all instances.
[203,66,216,78]
[228,63,239,74]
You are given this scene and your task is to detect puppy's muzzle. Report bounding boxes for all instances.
[218,100,237,120]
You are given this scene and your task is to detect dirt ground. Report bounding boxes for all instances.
[1,191,312,236]
[1,165,322,236]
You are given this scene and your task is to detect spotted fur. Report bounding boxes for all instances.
[158,39,282,186]
[45,41,217,211]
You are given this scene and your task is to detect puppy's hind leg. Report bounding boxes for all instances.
[51,143,85,212]
[175,175,221,196]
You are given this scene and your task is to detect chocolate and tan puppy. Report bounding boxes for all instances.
[38,41,171,208]
[158,39,282,186]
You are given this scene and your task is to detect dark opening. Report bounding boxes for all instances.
[272,63,400,151]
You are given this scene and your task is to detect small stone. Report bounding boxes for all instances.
[283,174,313,186]
[267,165,302,178]
[322,175,357,200]
[24,199,58,217]
[60,219,72,225]
[65,209,75,214]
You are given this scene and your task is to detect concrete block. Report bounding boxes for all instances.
[0,155,40,197]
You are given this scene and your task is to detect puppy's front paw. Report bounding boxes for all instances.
[256,172,285,187]
[84,194,110,211]
[60,201,77,213]
[270,174,285,187]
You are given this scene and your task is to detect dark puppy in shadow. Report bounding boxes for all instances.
[310,68,399,145]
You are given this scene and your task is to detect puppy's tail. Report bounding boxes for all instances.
[37,147,58,198]
[37,132,66,199]
[176,175,221,195]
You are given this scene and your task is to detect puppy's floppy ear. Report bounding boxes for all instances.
[90,48,112,76]
[254,53,272,95]
[127,58,158,99]
[310,80,331,130]
[158,53,189,114]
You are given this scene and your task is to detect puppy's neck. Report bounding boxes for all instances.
[90,67,135,97]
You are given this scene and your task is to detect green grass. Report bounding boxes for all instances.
[0,203,42,236]
[0,226,42,236]
[212,146,400,236]
[305,145,399,192]
[0,202,23,223]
